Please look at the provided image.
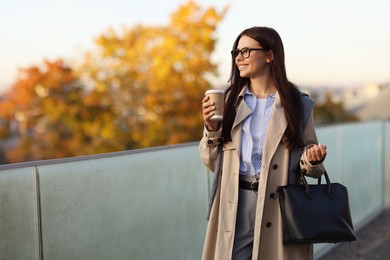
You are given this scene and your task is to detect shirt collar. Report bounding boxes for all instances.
[244,86,276,98]
[235,85,276,106]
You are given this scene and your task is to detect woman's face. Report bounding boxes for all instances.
[235,35,271,79]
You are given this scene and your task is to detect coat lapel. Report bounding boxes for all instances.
[231,88,251,157]
[261,92,287,168]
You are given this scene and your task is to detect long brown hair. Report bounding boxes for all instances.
[221,26,303,150]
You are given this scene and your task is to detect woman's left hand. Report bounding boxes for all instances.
[306,144,327,164]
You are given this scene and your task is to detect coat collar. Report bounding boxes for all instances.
[230,86,287,160]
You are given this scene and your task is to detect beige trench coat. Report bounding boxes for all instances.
[199,87,325,260]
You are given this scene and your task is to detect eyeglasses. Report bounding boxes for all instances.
[231,47,267,59]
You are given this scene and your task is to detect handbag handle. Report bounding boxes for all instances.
[299,171,335,200]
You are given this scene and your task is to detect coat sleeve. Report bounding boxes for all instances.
[198,126,223,172]
[299,111,325,178]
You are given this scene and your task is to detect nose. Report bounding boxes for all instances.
[235,52,244,60]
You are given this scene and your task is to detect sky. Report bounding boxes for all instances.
[1,0,390,93]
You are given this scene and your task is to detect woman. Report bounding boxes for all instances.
[199,26,327,260]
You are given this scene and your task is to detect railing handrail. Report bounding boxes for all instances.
[0,141,199,171]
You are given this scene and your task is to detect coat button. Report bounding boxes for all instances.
[270,193,276,199]
[272,164,278,170]
[207,140,213,145]
[266,222,272,228]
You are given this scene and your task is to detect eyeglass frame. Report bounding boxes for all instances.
[230,47,269,59]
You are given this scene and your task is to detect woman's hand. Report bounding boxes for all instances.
[202,95,220,132]
[306,144,327,164]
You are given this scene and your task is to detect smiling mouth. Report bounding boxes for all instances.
[238,64,248,70]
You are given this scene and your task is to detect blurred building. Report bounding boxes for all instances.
[353,84,390,121]
[304,81,390,122]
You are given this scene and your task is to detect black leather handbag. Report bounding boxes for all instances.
[276,171,357,244]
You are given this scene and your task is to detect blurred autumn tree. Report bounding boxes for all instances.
[81,0,226,148]
[313,92,360,126]
[0,1,227,163]
[0,60,120,163]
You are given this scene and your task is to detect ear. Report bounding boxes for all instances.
[266,51,274,63]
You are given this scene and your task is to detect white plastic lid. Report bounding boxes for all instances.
[205,89,225,95]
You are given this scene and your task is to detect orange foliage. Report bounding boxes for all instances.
[0,1,227,164]
[81,0,227,148]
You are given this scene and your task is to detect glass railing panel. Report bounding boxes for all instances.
[36,144,207,260]
[0,167,40,259]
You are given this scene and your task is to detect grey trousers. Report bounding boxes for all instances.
[232,186,258,260]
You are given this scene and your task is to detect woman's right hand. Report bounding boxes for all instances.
[202,95,220,132]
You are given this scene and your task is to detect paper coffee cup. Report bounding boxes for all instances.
[205,89,225,121]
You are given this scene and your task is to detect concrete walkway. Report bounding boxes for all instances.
[318,208,390,260]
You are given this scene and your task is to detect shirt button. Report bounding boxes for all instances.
[273,164,278,170]
[270,193,276,199]
[207,140,213,145]
[266,222,272,228]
